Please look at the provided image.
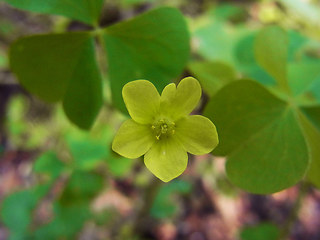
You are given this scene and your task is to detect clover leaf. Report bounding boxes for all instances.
[203,25,320,193]
[4,0,104,26]
[8,6,190,129]
[112,77,219,182]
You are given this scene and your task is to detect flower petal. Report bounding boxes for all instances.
[112,119,155,159]
[161,82,176,101]
[175,115,219,155]
[122,80,160,124]
[160,77,201,120]
[144,137,188,182]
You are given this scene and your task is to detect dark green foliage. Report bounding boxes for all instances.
[3,0,104,25]
[189,61,236,96]
[1,185,50,239]
[59,171,104,205]
[103,7,190,113]
[9,7,190,128]
[240,223,280,240]
[204,26,320,193]
[205,80,309,193]
[10,33,102,129]
[33,151,65,179]
[151,180,191,219]
[34,203,91,240]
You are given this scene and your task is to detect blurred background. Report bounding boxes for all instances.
[1,0,320,239]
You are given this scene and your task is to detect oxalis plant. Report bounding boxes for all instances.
[2,0,320,239]
[204,26,320,195]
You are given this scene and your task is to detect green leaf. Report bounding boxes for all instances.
[188,61,236,96]
[235,30,309,87]
[237,30,313,87]
[62,38,103,130]
[204,80,309,193]
[234,32,256,66]
[309,77,320,103]
[10,32,103,129]
[240,223,280,240]
[34,203,90,240]
[33,151,64,178]
[301,106,320,130]
[242,65,276,86]
[2,191,35,234]
[67,137,109,170]
[193,21,236,64]
[205,80,286,155]
[59,171,104,205]
[106,154,133,177]
[234,32,276,86]
[288,61,320,98]
[4,0,104,25]
[211,4,246,22]
[102,7,190,112]
[236,30,308,67]
[9,232,32,240]
[1,185,50,236]
[0,48,8,69]
[254,26,289,91]
[10,33,89,102]
[298,106,320,187]
[287,31,309,61]
[151,180,191,219]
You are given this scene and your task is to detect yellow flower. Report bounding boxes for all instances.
[112,77,219,182]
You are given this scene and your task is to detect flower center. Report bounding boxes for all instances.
[151,119,175,140]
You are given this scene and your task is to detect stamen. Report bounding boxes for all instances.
[151,118,175,140]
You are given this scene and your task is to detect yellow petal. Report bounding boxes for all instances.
[112,119,155,158]
[175,115,219,155]
[123,80,160,124]
[144,136,188,182]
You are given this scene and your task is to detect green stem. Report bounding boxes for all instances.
[133,177,163,234]
[279,182,309,240]
[93,27,112,106]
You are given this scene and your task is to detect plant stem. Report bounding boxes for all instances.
[133,177,163,234]
[279,182,309,240]
[93,27,112,106]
